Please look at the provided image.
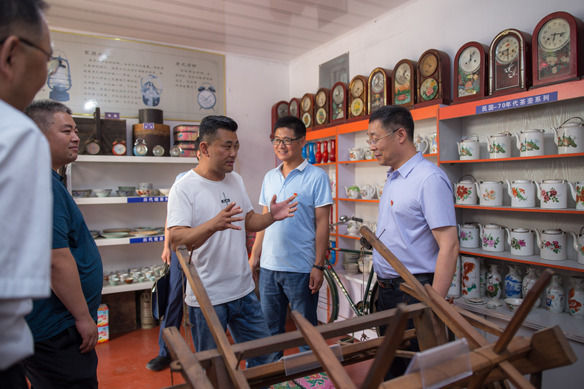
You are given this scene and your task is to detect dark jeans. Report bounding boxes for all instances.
[23,326,98,389]
[158,251,186,358]
[376,272,434,379]
[259,268,318,358]
[0,362,27,389]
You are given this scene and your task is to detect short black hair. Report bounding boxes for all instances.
[369,105,414,141]
[273,116,306,139]
[0,0,48,39]
[25,100,72,132]
[198,115,238,145]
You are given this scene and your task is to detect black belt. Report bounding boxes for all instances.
[376,272,433,288]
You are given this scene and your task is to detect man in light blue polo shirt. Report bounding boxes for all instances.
[367,105,459,378]
[251,116,332,357]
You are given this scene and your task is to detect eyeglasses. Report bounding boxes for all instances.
[1,36,59,75]
[366,128,401,146]
[272,136,302,146]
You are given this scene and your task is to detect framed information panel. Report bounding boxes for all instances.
[35,30,225,121]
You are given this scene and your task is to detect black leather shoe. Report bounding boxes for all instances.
[146,355,171,371]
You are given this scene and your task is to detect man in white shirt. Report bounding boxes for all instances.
[0,1,53,386]
[167,115,297,367]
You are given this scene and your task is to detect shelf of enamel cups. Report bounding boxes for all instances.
[454,175,584,210]
[302,138,336,164]
[456,116,584,161]
[103,264,165,286]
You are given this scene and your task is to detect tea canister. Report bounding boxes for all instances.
[535,179,568,209]
[545,275,565,313]
[480,224,505,252]
[461,256,481,301]
[507,228,534,256]
[568,181,584,210]
[568,276,584,317]
[457,136,480,160]
[536,229,567,261]
[458,223,480,248]
[506,179,536,208]
[455,175,478,205]
[487,132,513,159]
[570,226,584,265]
[515,129,545,157]
[554,116,584,154]
[474,180,503,206]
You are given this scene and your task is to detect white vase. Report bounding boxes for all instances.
[461,256,480,301]
[522,267,540,307]
[504,265,522,298]
[545,275,565,313]
[486,264,503,308]
[568,277,584,317]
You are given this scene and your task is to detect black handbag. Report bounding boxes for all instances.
[151,264,170,320]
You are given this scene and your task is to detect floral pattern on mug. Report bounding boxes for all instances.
[482,189,496,201]
[460,231,472,241]
[511,238,526,250]
[511,187,527,201]
[488,142,506,154]
[456,186,472,201]
[543,240,561,254]
[557,134,577,148]
[459,146,473,157]
[482,234,500,248]
[520,140,540,152]
[541,187,559,203]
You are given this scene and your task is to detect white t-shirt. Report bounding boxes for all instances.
[167,169,255,307]
[0,99,52,368]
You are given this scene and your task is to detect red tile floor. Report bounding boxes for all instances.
[96,325,372,388]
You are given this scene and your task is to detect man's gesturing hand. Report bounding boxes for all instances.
[269,194,298,221]
[213,202,244,231]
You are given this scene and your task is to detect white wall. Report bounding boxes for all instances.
[289,0,584,95]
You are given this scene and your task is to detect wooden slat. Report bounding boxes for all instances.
[176,248,250,389]
[290,311,357,389]
[161,327,213,389]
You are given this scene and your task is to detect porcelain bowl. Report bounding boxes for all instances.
[72,189,92,198]
[92,188,112,197]
[504,298,523,312]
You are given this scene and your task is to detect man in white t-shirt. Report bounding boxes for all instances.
[167,115,297,367]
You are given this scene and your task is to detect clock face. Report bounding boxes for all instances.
[420,53,438,77]
[495,35,520,65]
[277,102,288,118]
[371,72,385,93]
[198,89,216,109]
[538,17,570,51]
[459,46,481,73]
[351,78,364,97]
[301,96,311,111]
[420,78,438,101]
[395,63,411,85]
[316,107,327,125]
[301,112,311,127]
[289,100,298,116]
[350,98,364,116]
[332,85,344,104]
[316,91,326,107]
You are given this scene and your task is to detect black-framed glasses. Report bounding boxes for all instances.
[1,36,58,75]
[366,128,402,146]
[272,136,302,146]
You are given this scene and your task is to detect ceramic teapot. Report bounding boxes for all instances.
[454,175,478,205]
[346,220,361,236]
[458,223,480,248]
[515,129,545,157]
[457,136,480,160]
[344,185,360,199]
[568,181,584,210]
[554,116,584,154]
[570,226,584,265]
[414,135,429,154]
[429,132,438,154]
[486,132,513,159]
[507,227,535,256]
[506,179,536,208]
[359,184,376,200]
[348,147,364,161]
[536,229,567,261]
[480,223,506,252]
[474,180,503,206]
[535,179,568,209]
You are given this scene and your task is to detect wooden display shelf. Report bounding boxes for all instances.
[338,197,380,203]
[459,248,584,273]
[75,155,195,163]
[455,204,584,214]
[102,280,153,295]
[441,152,584,164]
[439,79,584,120]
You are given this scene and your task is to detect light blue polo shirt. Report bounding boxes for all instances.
[373,152,455,278]
[259,159,333,273]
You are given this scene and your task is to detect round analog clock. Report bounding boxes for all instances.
[495,36,520,64]
[350,78,364,97]
[276,102,288,118]
[459,46,481,73]
[316,108,327,125]
[420,78,438,101]
[316,91,327,107]
[112,140,126,156]
[350,98,364,116]
[289,100,299,117]
[301,112,311,128]
[301,96,312,111]
[395,63,411,85]
[538,17,570,51]
[420,53,438,76]
[371,72,385,93]
[332,85,344,104]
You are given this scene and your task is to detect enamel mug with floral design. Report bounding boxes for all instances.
[535,179,568,209]
[506,179,535,208]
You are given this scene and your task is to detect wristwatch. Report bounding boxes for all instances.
[313,264,325,271]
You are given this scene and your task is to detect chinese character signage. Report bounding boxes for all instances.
[36,30,225,121]
[475,92,558,114]
[127,196,168,203]
[129,236,165,244]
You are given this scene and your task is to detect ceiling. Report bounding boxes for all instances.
[45,0,402,61]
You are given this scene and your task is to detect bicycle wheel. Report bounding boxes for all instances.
[321,270,339,323]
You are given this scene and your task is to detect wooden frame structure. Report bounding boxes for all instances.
[163,228,576,388]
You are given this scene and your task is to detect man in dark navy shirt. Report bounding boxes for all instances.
[24,100,103,388]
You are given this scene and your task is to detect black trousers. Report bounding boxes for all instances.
[0,362,28,389]
[376,272,434,379]
[23,326,98,389]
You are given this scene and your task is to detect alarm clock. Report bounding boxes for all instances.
[331,82,348,123]
[392,59,417,108]
[453,41,489,103]
[314,88,331,127]
[532,11,584,88]
[197,85,216,109]
[289,98,300,118]
[348,75,368,119]
[368,67,392,113]
[416,49,451,107]
[489,29,532,96]
[300,93,315,129]
[271,101,289,138]
[112,140,127,156]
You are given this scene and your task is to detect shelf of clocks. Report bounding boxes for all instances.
[94,235,165,247]
[75,155,196,164]
[454,205,584,215]
[75,196,169,205]
[102,281,154,295]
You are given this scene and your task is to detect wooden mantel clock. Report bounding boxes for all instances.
[331,82,348,123]
[314,88,331,127]
[392,59,417,108]
[489,28,532,96]
[416,49,451,107]
[271,100,288,138]
[368,67,392,114]
[453,41,489,104]
[348,75,368,119]
[300,93,315,129]
[532,11,584,88]
[288,97,300,119]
